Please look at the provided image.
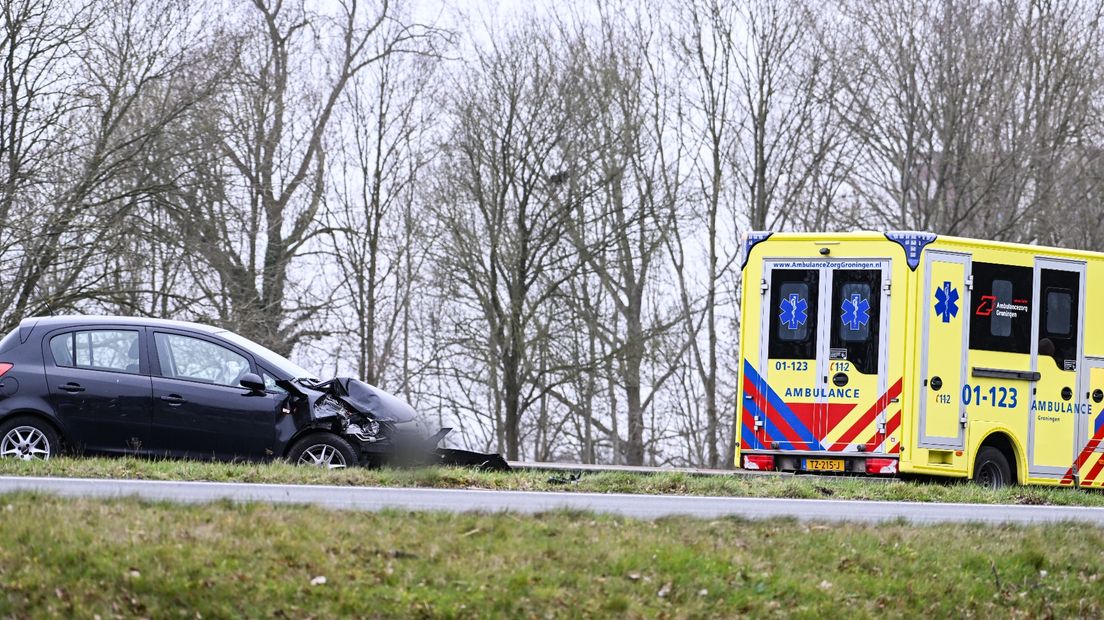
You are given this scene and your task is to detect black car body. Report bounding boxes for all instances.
[0,316,506,469]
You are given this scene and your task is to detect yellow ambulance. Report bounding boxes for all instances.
[735,231,1104,488]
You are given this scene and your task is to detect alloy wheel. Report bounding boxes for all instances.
[298,444,347,469]
[0,426,52,461]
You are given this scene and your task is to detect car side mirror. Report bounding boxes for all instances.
[239,372,265,392]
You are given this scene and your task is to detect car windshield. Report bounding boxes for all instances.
[216,330,318,380]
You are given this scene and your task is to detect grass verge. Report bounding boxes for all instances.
[0,493,1097,618]
[0,456,1103,507]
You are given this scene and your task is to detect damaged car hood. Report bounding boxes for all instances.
[279,376,417,423]
[320,377,417,423]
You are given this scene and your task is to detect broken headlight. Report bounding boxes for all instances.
[346,419,381,442]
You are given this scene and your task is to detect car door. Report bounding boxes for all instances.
[148,330,280,460]
[43,327,153,454]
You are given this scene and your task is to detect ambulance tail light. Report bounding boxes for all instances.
[743,455,775,471]
[865,458,898,475]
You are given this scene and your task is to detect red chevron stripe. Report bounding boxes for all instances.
[1082,452,1104,488]
[828,379,903,452]
[1060,426,1104,485]
[866,409,902,453]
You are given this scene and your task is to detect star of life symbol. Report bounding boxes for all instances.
[779,293,808,330]
[934,281,959,323]
[841,294,870,331]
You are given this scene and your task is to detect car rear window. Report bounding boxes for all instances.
[50,330,141,374]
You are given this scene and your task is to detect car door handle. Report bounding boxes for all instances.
[58,383,85,393]
[159,394,187,405]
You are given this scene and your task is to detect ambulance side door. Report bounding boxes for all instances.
[1028,260,1085,479]
[918,251,970,450]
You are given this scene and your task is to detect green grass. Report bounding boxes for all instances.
[1,456,1104,507]
[0,493,1099,618]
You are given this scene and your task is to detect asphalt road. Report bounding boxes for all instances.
[3,475,1104,525]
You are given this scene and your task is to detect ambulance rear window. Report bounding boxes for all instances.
[769,269,818,360]
[830,270,880,374]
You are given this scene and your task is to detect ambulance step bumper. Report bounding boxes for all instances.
[741,450,898,475]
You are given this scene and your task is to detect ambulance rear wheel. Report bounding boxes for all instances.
[974,447,1011,490]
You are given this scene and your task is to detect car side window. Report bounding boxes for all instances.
[50,330,140,374]
[154,333,251,387]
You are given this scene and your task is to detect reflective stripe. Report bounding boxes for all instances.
[743,360,819,449]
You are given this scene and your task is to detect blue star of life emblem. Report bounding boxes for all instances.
[934,281,959,323]
[779,293,808,330]
[841,294,870,330]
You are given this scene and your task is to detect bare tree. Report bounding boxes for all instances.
[0,0,220,331]
[565,5,690,466]
[328,39,439,386]
[156,0,437,355]
[433,23,591,460]
[827,0,1104,239]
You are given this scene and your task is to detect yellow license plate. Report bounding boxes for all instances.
[804,458,844,472]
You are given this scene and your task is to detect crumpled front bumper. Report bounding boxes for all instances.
[350,427,511,471]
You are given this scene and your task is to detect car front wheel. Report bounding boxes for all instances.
[288,433,358,469]
[0,416,60,461]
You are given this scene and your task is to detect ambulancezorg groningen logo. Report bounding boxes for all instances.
[934,281,959,323]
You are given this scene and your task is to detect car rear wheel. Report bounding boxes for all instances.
[288,433,358,469]
[974,446,1012,490]
[0,416,60,461]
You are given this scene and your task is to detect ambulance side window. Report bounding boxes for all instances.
[1038,269,1079,370]
[969,262,1032,354]
[830,270,880,374]
[769,269,818,360]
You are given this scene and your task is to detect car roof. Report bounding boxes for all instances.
[21,315,226,335]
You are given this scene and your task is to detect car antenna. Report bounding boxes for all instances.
[42,300,56,316]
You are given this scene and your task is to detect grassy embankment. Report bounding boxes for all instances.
[1,456,1104,507]
[0,494,1098,618]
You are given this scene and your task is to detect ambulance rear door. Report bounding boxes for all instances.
[752,263,822,452]
[819,262,897,457]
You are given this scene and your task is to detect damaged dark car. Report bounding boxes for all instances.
[0,316,507,470]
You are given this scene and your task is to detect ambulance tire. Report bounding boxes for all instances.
[973,447,1012,490]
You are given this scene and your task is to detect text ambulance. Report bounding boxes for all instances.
[735,232,1104,488]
